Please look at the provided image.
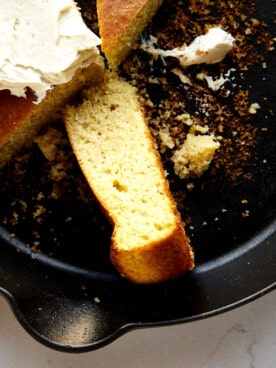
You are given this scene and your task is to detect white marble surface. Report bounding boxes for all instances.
[0,289,275,368]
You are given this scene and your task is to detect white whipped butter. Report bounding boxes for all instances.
[0,0,101,102]
[141,27,235,67]
[196,72,228,91]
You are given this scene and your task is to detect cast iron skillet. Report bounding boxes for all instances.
[0,0,275,352]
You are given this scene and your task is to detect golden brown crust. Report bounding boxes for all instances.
[97,0,164,68]
[97,0,149,50]
[0,90,37,147]
[110,216,194,284]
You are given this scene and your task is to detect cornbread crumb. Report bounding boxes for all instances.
[172,133,220,179]
[34,128,65,162]
[249,103,261,114]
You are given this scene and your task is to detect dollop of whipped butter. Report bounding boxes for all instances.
[141,27,235,67]
[0,0,101,103]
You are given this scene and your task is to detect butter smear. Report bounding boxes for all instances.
[0,0,101,102]
[141,27,235,67]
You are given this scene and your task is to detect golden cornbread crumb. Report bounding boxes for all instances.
[248,103,261,114]
[172,133,220,179]
[34,128,65,162]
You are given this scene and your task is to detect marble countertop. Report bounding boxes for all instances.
[0,289,275,368]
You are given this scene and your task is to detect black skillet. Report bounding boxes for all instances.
[0,0,275,352]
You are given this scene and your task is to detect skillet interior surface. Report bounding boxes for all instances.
[0,0,275,352]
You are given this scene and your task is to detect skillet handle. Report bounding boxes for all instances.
[0,233,127,352]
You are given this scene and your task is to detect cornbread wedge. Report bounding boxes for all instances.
[63,73,194,283]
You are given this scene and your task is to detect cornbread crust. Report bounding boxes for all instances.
[97,0,164,69]
[0,55,105,169]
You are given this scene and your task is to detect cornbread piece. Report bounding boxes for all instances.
[64,73,194,283]
[0,55,105,168]
[0,0,103,168]
[97,0,164,69]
